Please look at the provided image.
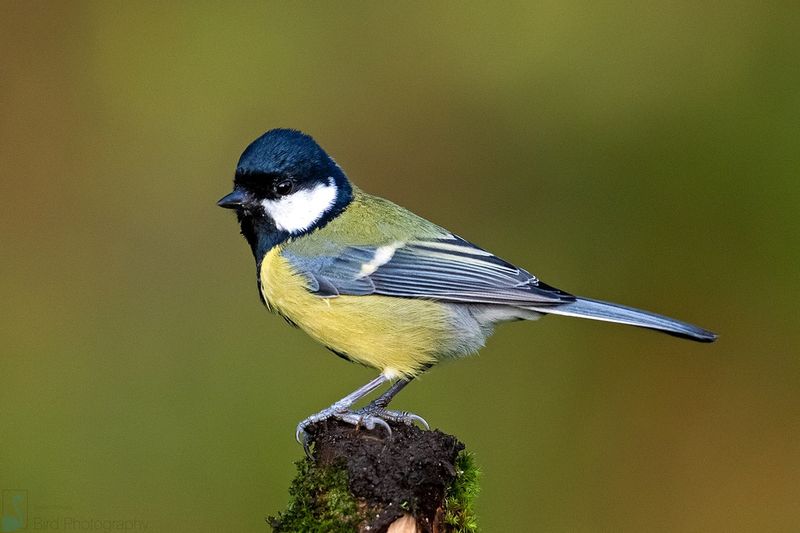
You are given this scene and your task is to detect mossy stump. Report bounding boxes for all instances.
[269,419,479,532]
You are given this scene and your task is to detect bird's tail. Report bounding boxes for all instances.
[528,297,717,342]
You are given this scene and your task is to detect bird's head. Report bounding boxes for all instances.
[218,129,353,257]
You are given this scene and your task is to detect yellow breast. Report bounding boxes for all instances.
[259,246,453,377]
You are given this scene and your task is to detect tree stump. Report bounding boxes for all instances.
[268,419,479,532]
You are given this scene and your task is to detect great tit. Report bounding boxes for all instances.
[218,129,716,449]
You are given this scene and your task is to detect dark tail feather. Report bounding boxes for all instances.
[529,297,717,342]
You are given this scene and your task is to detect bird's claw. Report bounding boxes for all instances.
[295,408,400,458]
[338,411,393,436]
[354,407,430,430]
[400,411,431,429]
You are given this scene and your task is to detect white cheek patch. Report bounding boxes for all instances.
[261,178,338,234]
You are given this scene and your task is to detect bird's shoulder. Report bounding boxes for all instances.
[282,188,449,257]
[274,189,574,305]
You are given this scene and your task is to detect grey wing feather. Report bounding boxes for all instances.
[286,236,573,306]
[283,249,374,297]
[283,236,717,342]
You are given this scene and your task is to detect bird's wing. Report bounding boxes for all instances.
[284,235,574,306]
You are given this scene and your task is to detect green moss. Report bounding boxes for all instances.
[443,451,480,532]
[268,458,364,532]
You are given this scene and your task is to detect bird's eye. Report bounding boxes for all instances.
[274,179,294,196]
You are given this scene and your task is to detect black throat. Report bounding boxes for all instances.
[238,178,353,268]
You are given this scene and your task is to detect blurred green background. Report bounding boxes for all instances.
[1,2,798,531]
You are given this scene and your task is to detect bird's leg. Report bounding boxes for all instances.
[366,377,412,409]
[355,377,430,429]
[295,374,392,453]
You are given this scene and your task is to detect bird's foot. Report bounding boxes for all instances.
[295,407,393,457]
[353,405,430,430]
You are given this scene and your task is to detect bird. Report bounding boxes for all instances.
[218,128,717,450]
